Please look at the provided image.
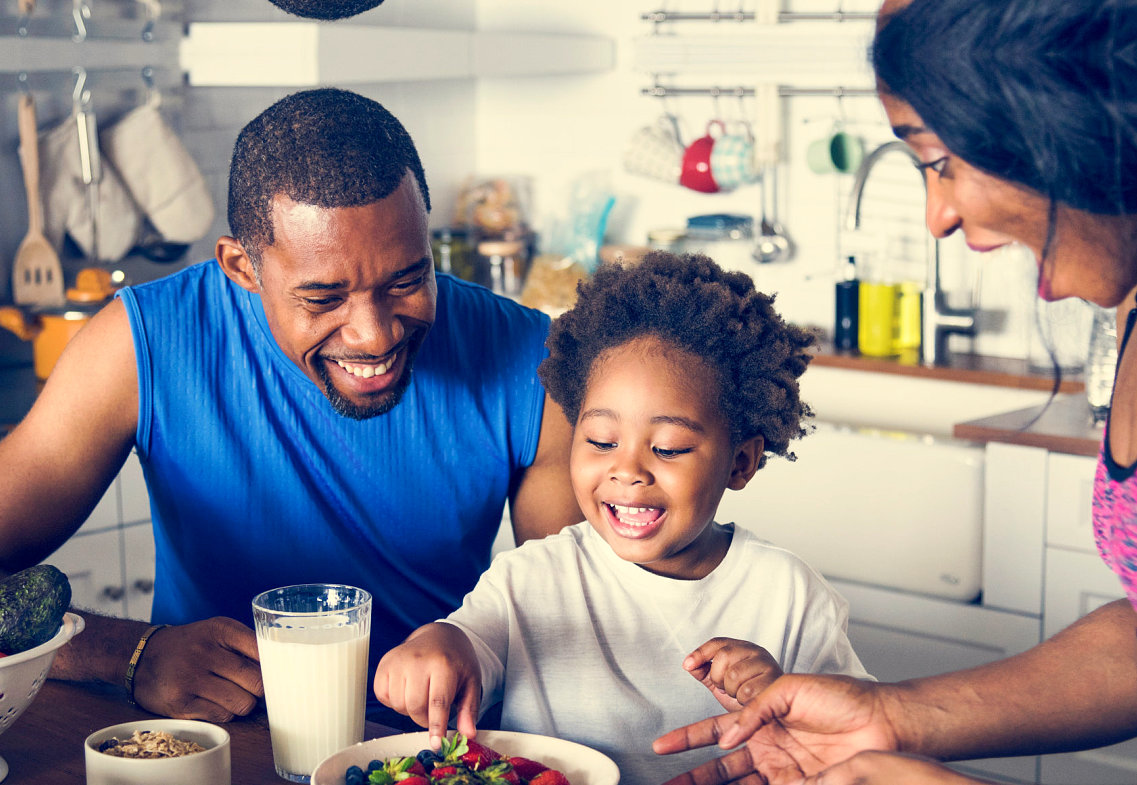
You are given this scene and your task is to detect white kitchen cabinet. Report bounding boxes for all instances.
[42,451,156,623]
[48,527,127,618]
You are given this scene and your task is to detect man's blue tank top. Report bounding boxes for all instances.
[117,262,550,670]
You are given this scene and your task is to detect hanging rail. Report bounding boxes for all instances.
[3,66,182,95]
[642,85,877,99]
[641,10,876,24]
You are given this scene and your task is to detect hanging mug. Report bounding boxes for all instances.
[624,114,685,184]
[710,119,759,191]
[680,120,724,194]
[807,122,865,175]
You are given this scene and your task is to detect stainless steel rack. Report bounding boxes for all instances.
[642,9,876,24]
[641,84,877,99]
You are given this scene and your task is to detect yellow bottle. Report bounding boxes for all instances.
[858,281,899,357]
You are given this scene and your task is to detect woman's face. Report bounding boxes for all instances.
[881,91,1137,308]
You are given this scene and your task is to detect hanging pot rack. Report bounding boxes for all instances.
[642,85,877,99]
[641,10,876,24]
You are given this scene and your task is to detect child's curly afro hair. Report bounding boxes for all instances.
[538,251,816,468]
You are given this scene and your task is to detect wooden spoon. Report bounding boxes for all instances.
[12,93,64,307]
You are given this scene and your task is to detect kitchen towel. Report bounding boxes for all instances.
[100,102,215,245]
[36,112,143,263]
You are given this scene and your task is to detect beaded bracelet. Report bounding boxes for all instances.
[124,624,168,706]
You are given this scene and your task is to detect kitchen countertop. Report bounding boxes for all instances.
[953,393,1103,458]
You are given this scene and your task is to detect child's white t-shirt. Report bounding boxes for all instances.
[443,522,871,785]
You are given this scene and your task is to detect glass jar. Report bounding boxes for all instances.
[1086,304,1119,424]
[476,239,528,298]
[430,228,474,282]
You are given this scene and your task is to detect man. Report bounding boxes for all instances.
[0,87,580,724]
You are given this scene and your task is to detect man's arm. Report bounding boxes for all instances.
[0,299,137,570]
[508,393,580,544]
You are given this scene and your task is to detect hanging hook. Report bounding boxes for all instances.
[17,0,34,37]
[72,0,91,42]
[17,72,31,95]
[139,0,161,41]
[72,66,90,110]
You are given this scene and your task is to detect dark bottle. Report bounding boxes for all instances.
[834,256,859,351]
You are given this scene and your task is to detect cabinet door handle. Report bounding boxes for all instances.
[132,579,154,594]
[100,585,126,601]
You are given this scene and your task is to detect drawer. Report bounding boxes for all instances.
[1045,452,1097,553]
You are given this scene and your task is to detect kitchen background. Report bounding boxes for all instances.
[0,0,1097,369]
[2,2,1128,784]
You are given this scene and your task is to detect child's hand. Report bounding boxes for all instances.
[682,637,784,711]
[373,622,482,748]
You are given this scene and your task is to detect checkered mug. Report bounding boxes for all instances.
[710,122,759,191]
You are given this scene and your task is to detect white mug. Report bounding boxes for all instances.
[624,114,684,184]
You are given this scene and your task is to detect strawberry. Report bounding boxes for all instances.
[480,760,520,785]
[460,741,502,770]
[406,761,429,778]
[430,765,461,781]
[506,757,548,782]
[400,776,431,785]
[528,769,570,785]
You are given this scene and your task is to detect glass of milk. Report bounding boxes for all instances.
[252,584,372,782]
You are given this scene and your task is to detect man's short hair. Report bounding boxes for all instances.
[228,87,430,264]
[268,0,385,20]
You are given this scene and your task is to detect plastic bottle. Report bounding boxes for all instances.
[1086,304,1119,424]
[834,256,859,351]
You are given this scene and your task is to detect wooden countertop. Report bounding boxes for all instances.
[809,339,1085,394]
[953,393,1103,458]
[1,679,397,783]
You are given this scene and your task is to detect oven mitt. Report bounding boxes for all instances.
[36,113,143,263]
[100,103,214,245]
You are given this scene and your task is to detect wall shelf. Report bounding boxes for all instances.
[179,23,615,87]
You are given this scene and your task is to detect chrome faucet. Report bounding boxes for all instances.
[844,140,976,365]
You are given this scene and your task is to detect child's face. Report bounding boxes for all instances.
[570,335,761,580]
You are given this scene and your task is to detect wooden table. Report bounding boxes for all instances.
[0,679,396,783]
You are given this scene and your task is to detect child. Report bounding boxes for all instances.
[373,251,870,785]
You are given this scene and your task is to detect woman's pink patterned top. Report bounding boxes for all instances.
[1093,307,1137,609]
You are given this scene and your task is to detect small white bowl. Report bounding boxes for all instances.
[312,730,619,785]
[84,718,231,785]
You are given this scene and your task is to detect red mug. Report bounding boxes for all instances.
[680,121,723,193]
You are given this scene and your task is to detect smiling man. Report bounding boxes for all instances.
[0,88,580,725]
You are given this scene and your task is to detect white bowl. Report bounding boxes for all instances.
[84,718,231,785]
[312,730,619,785]
[0,612,84,782]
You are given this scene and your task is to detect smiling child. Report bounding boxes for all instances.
[373,251,870,785]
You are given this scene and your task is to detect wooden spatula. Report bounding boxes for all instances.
[12,92,64,307]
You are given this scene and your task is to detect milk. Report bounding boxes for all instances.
[258,625,369,779]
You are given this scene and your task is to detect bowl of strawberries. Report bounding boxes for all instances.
[311,731,618,785]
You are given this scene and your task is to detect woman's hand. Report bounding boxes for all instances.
[653,674,899,785]
[373,622,482,748]
[795,751,997,785]
[683,637,784,711]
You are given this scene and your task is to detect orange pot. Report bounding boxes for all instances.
[0,268,116,380]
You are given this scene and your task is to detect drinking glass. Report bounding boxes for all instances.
[252,584,371,783]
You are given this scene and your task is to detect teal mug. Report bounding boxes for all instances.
[807,129,865,174]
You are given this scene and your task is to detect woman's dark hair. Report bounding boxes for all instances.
[267,0,385,19]
[539,251,816,468]
[873,0,1137,219]
[228,87,430,265]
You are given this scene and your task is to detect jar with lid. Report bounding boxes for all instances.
[431,227,475,282]
[476,239,528,298]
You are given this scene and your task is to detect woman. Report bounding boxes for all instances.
[651,1,1137,783]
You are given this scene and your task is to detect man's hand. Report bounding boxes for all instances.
[653,674,899,785]
[373,622,482,749]
[133,617,263,722]
[683,638,784,712]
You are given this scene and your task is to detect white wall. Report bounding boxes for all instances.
[471,0,1090,362]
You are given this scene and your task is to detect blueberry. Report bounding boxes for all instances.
[346,765,365,785]
[417,749,443,772]
[368,760,383,772]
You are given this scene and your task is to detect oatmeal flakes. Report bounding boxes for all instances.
[98,729,206,758]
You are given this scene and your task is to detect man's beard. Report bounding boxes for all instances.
[315,348,418,420]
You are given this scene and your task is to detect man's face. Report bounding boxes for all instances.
[253,173,436,419]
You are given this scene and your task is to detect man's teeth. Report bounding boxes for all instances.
[336,358,393,378]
